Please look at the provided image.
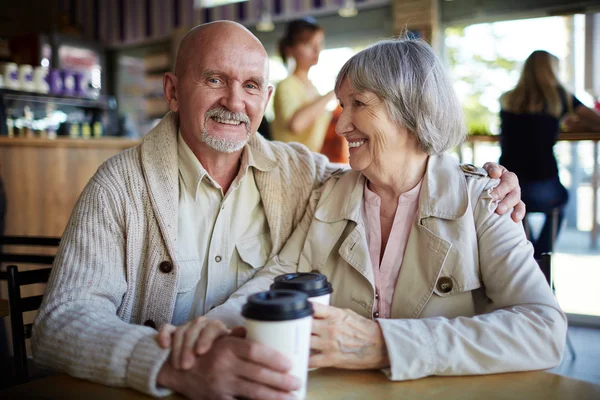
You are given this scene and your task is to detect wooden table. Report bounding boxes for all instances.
[462,133,600,249]
[3,369,600,399]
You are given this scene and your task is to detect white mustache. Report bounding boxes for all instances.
[206,108,250,125]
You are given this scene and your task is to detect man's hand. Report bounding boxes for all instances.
[157,317,231,370]
[310,303,389,370]
[157,335,300,400]
[483,162,525,222]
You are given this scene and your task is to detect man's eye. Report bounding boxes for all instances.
[208,78,221,84]
[245,83,258,90]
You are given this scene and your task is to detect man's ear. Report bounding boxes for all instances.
[163,72,179,112]
[264,85,274,112]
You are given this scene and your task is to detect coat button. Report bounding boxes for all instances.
[436,277,453,293]
[159,261,173,273]
[144,319,157,329]
[375,292,379,300]
[215,256,222,263]
[373,311,380,318]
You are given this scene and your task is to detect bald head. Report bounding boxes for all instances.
[175,21,268,78]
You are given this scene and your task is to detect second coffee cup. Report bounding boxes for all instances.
[270,272,333,305]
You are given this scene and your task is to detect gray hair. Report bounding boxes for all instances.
[334,38,465,155]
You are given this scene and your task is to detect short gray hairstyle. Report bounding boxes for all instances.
[334,38,465,155]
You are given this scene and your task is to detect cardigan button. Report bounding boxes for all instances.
[144,319,157,329]
[436,277,453,293]
[373,311,380,318]
[159,261,173,273]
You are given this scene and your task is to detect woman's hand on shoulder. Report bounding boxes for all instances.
[309,303,389,370]
[483,162,525,223]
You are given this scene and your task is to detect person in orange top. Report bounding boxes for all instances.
[320,104,349,164]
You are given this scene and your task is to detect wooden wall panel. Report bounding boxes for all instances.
[0,138,138,237]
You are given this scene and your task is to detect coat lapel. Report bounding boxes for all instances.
[140,112,180,262]
[390,221,451,318]
[249,135,283,258]
[338,222,375,288]
[315,171,376,288]
[390,154,466,318]
[254,167,283,257]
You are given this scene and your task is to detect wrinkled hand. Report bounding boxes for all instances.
[483,162,525,222]
[309,303,389,370]
[157,334,300,400]
[157,317,231,370]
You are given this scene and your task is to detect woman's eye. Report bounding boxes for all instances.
[354,100,364,107]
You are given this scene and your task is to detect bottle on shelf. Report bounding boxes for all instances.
[81,121,91,139]
[69,121,80,138]
[93,121,103,138]
[6,114,14,137]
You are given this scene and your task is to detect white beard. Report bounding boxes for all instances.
[201,127,249,153]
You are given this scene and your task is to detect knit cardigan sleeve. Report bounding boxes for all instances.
[31,177,171,397]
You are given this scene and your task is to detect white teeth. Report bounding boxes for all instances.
[348,140,366,148]
[213,118,241,125]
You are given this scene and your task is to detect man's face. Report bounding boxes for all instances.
[176,39,272,153]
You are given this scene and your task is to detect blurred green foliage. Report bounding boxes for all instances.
[445,26,518,135]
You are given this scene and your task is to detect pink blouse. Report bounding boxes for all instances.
[362,180,422,319]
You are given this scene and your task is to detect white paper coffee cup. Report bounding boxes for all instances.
[242,290,313,399]
[308,293,331,305]
[270,272,333,304]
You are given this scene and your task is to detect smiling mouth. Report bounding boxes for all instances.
[348,139,366,148]
[212,117,243,126]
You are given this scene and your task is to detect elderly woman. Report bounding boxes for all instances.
[160,38,566,380]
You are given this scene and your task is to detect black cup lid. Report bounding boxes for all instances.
[242,290,314,321]
[270,272,333,298]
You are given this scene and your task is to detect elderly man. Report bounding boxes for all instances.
[33,21,523,399]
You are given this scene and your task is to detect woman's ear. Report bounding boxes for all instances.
[163,72,179,112]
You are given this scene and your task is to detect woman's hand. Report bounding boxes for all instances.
[483,162,525,222]
[156,317,231,370]
[309,303,389,370]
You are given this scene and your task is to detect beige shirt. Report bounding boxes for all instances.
[173,133,272,325]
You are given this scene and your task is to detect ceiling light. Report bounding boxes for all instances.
[256,8,274,32]
[338,0,358,18]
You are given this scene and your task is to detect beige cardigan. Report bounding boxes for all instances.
[32,112,336,396]
[213,153,567,379]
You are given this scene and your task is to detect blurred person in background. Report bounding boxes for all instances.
[272,18,335,152]
[499,50,600,258]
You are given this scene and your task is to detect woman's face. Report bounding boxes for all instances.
[336,78,416,176]
[288,30,324,69]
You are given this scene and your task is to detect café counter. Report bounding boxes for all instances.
[0,136,139,237]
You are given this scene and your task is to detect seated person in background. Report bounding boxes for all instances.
[33,21,525,399]
[182,38,566,381]
[499,50,600,258]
